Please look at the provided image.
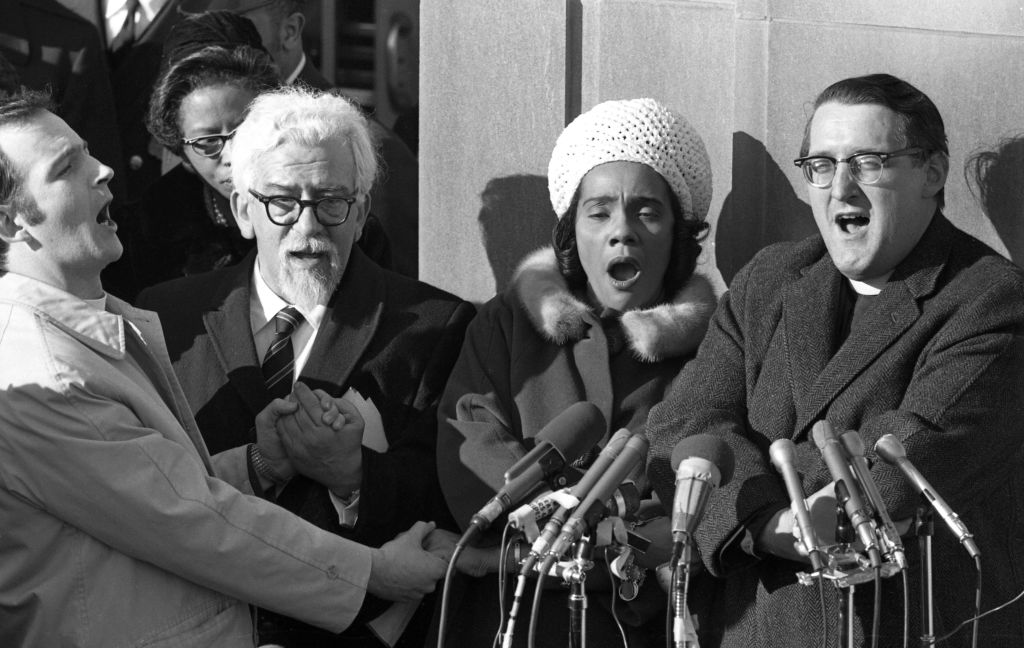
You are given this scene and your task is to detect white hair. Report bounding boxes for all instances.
[231,85,379,194]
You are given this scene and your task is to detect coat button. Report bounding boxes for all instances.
[129,155,144,170]
[326,565,340,580]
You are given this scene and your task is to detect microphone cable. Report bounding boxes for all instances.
[603,545,629,648]
[527,562,548,648]
[492,521,517,648]
[932,555,988,647]
[436,540,467,648]
[871,565,881,648]
[901,569,909,648]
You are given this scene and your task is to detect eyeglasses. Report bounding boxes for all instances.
[182,129,238,158]
[248,189,357,227]
[793,147,927,188]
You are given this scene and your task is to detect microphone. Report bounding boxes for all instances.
[544,434,650,561]
[670,434,735,545]
[840,430,907,569]
[769,438,825,572]
[513,428,633,534]
[874,434,980,559]
[811,421,882,567]
[464,402,605,543]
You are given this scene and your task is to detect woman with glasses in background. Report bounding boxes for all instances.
[104,11,392,301]
[102,11,278,301]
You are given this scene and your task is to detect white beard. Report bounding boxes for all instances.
[274,238,343,310]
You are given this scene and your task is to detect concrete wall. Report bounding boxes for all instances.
[421,0,1024,301]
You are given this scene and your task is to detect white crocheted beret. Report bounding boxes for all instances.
[547,98,712,223]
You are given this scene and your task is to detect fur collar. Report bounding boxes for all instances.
[513,247,716,362]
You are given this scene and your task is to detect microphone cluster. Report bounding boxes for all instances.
[769,421,978,588]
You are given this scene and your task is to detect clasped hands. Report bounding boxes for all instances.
[254,381,363,498]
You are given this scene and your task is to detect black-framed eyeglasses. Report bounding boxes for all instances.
[182,129,238,158]
[793,147,927,188]
[248,189,357,227]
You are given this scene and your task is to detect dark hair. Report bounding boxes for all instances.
[0,90,54,270]
[552,180,708,302]
[146,44,280,157]
[800,73,948,208]
[162,10,267,66]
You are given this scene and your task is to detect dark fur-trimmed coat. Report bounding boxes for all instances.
[647,214,1024,648]
[436,247,716,647]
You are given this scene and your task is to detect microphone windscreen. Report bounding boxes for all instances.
[670,434,735,486]
[539,401,606,461]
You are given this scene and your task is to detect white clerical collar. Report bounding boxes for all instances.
[848,274,891,296]
[251,258,327,331]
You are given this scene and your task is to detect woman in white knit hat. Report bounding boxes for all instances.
[435,98,718,647]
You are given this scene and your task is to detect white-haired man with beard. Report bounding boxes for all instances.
[0,89,454,647]
[138,85,475,648]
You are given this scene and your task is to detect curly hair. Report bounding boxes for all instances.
[146,44,279,158]
[552,181,708,301]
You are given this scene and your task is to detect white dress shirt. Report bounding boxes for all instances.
[104,0,166,44]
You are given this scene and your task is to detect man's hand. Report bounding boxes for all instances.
[424,528,501,577]
[757,480,838,564]
[253,397,300,482]
[276,382,365,497]
[368,521,448,602]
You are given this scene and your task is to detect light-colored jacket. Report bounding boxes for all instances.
[0,272,372,648]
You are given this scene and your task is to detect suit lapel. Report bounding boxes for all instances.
[791,213,951,436]
[784,256,843,432]
[300,249,384,395]
[202,259,268,417]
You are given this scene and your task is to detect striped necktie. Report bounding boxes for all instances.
[262,306,303,400]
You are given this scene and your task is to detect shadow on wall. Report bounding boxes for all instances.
[965,134,1024,265]
[715,131,818,286]
[478,175,556,294]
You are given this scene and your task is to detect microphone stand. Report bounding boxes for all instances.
[835,490,856,648]
[565,537,593,648]
[671,535,698,648]
[915,500,936,647]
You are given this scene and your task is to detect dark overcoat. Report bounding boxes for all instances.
[647,214,1024,647]
[138,247,475,647]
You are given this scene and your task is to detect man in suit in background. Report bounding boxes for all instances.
[139,85,475,647]
[646,73,1024,647]
[1,0,126,204]
[185,0,420,278]
[56,0,192,202]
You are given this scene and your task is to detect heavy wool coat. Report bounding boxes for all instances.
[647,214,1024,648]
[436,247,716,647]
[138,247,475,646]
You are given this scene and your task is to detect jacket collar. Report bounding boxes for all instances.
[0,271,126,358]
[513,247,716,362]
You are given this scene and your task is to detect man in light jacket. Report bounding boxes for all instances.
[0,89,449,647]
